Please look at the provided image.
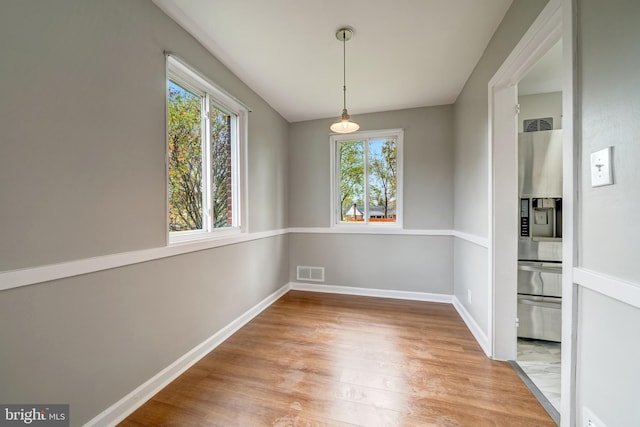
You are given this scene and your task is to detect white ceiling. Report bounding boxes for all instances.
[153,0,514,123]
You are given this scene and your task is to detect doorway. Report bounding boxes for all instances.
[514,39,563,421]
[488,0,576,426]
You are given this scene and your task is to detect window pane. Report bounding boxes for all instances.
[168,80,203,232]
[368,138,397,223]
[210,105,233,228]
[338,141,365,223]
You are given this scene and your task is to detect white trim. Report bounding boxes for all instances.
[164,54,252,113]
[84,283,289,427]
[168,227,242,244]
[488,3,563,89]
[489,83,519,360]
[574,268,640,310]
[289,282,453,304]
[488,0,577,425]
[166,55,249,244]
[452,296,491,357]
[451,231,489,248]
[288,226,452,236]
[330,128,404,228]
[488,0,563,361]
[561,0,579,425]
[1,228,489,291]
[238,108,250,233]
[0,229,287,292]
[289,227,488,248]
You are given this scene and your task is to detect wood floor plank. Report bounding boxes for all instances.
[120,291,555,426]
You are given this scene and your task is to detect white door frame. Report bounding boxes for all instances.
[487,0,577,426]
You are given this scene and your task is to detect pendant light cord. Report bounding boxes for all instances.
[330,27,359,133]
[342,29,347,111]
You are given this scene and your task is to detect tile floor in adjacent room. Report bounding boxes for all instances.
[517,338,561,412]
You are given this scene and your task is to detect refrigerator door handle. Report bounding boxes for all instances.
[517,264,562,274]
[518,297,561,309]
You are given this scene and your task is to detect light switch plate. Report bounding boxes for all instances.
[590,147,614,187]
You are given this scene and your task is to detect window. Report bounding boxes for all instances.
[330,129,403,227]
[166,56,247,243]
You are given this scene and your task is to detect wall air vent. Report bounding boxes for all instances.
[296,266,325,282]
[523,117,553,132]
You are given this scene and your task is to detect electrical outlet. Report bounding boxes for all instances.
[467,289,472,305]
[583,407,607,427]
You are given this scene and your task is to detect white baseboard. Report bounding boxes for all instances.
[84,283,290,427]
[452,296,491,357]
[289,281,453,304]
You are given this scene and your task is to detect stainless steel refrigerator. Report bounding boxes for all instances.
[517,129,562,342]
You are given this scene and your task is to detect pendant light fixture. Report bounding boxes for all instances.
[330,27,360,133]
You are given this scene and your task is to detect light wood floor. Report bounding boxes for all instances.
[120,291,555,426]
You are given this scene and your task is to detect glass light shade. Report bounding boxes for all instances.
[330,109,360,133]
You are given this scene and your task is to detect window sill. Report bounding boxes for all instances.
[168,228,243,246]
[332,223,403,230]
[327,224,407,235]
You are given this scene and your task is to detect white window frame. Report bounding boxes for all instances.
[330,128,404,228]
[166,55,248,245]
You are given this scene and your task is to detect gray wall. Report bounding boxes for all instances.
[453,0,549,237]
[290,233,453,294]
[0,1,289,425]
[518,91,563,133]
[289,106,454,229]
[577,289,640,426]
[288,106,454,294]
[452,0,548,332]
[12,0,640,425]
[0,236,289,425]
[453,239,489,332]
[0,1,288,271]
[578,0,640,284]
[576,0,640,424]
